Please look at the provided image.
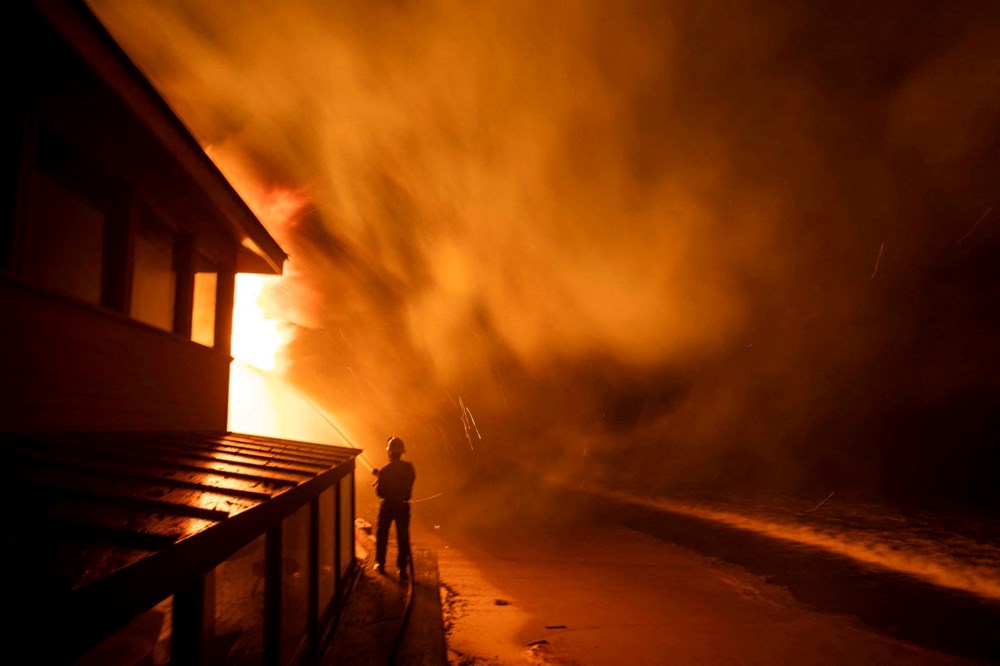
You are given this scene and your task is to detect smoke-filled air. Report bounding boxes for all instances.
[88,0,1000,516]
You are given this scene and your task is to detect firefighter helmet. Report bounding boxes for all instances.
[386,436,405,454]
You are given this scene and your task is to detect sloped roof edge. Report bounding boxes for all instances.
[33,0,288,274]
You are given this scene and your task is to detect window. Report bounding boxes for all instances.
[318,488,336,614]
[192,254,218,347]
[210,536,266,665]
[23,161,106,305]
[74,596,172,666]
[339,473,354,579]
[281,505,310,665]
[15,121,230,350]
[130,211,176,331]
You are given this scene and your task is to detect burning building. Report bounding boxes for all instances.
[1,1,361,663]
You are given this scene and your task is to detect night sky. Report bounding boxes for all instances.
[89,0,1000,509]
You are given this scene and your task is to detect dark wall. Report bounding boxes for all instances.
[1,278,230,432]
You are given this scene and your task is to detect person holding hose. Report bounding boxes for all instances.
[372,436,416,578]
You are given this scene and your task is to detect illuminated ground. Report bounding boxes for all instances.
[375,479,1000,666]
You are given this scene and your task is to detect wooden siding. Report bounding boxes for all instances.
[1,277,231,432]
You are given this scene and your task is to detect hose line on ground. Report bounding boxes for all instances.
[387,546,416,665]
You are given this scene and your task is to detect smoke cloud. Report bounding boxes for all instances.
[88,0,1000,509]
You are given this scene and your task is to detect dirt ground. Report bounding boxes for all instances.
[417,516,982,666]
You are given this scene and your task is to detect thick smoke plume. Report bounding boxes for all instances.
[89,0,1000,510]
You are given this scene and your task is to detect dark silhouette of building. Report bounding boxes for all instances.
[1,1,360,663]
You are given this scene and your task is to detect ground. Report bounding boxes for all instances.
[346,481,997,665]
[421,518,988,665]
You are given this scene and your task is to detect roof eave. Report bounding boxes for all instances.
[33,0,288,274]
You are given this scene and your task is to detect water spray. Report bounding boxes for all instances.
[235,362,445,504]
[303,395,377,473]
[234,361,377,472]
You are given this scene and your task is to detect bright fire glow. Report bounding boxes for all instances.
[228,273,363,452]
[231,274,282,372]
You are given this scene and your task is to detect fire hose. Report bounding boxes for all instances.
[387,546,415,665]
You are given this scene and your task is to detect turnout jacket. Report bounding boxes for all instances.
[376,460,416,502]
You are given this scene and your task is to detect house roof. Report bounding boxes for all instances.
[0,430,359,660]
[31,0,288,274]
